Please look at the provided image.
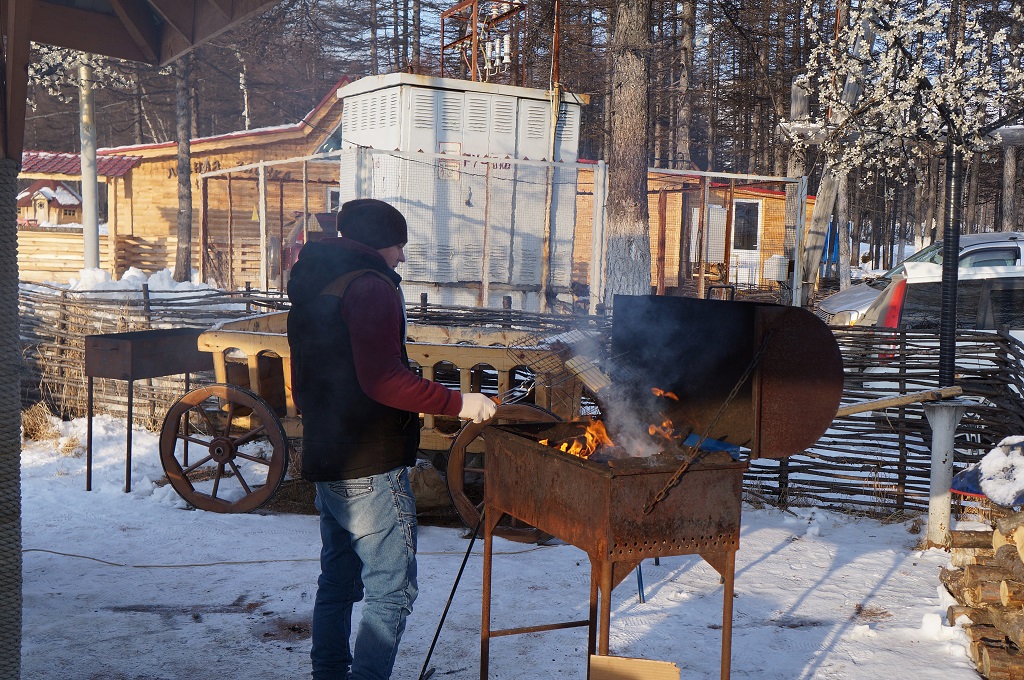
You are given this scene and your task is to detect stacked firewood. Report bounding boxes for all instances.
[942,514,1024,679]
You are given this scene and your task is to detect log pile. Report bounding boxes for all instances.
[943,515,1024,679]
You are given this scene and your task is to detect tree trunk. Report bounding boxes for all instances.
[237,51,252,130]
[132,74,144,145]
[412,0,421,71]
[837,173,851,289]
[913,163,926,250]
[923,156,938,245]
[1003,145,1017,233]
[174,54,193,283]
[933,156,947,243]
[603,0,651,307]
[966,154,979,234]
[370,0,379,75]
[675,0,696,168]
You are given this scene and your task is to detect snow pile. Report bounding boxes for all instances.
[65,266,212,294]
[978,436,1024,506]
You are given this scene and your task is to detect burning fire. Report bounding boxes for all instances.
[536,387,687,459]
[539,418,613,459]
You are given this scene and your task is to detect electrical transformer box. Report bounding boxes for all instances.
[325,74,588,312]
[333,73,583,161]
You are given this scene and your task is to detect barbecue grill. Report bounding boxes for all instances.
[478,295,844,679]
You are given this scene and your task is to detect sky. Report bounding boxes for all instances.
[19,410,988,680]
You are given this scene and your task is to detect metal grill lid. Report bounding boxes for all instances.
[610,295,843,459]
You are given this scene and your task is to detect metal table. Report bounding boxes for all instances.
[85,328,213,492]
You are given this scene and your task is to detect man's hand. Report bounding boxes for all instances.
[458,393,498,423]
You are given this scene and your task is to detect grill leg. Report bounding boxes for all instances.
[587,564,598,659]
[480,508,494,680]
[598,560,613,655]
[720,549,737,680]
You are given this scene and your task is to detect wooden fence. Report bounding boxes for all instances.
[748,326,1024,516]
[19,282,268,426]
[18,229,264,289]
[18,229,112,283]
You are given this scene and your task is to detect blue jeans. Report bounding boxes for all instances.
[311,467,418,680]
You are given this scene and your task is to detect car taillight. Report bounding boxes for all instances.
[879,279,907,328]
[879,279,907,360]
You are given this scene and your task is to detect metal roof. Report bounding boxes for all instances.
[20,151,142,178]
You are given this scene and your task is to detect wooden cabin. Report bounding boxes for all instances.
[17,179,83,227]
[87,78,351,288]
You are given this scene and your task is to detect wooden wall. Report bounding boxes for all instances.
[18,230,112,284]
[111,140,340,244]
[573,168,816,290]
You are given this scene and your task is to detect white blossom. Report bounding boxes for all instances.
[796,0,1024,185]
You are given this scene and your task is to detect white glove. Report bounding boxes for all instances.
[459,393,497,423]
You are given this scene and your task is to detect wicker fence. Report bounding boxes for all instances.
[748,326,1024,515]
[18,285,1024,517]
[19,282,276,427]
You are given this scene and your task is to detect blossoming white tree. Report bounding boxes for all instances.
[796,0,1024,384]
[793,0,1024,287]
[803,1,1024,180]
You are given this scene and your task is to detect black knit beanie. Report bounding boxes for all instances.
[336,199,408,249]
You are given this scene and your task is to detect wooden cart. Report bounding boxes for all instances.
[159,310,581,531]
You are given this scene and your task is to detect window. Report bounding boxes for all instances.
[959,247,1020,268]
[900,281,983,330]
[732,202,758,250]
[63,209,76,217]
[985,282,1024,329]
[327,188,340,212]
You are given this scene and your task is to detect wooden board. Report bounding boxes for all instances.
[589,655,680,680]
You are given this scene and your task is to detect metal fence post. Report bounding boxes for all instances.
[923,399,970,548]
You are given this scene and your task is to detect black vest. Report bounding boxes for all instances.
[287,252,419,481]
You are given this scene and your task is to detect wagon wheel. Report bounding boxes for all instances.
[160,384,289,513]
[447,403,560,544]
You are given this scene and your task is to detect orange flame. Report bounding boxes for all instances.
[651,387,679,401]
[648,418,675,441]
[539,419,613,459]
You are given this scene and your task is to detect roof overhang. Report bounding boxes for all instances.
[32,0,282,66]
[2,0,283,161]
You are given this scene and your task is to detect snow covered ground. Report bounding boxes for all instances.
[20,413,985,680]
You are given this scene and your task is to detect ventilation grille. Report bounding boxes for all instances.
[493,99,515,134]
[525,104,548,139]
[440,95,463,132]
[413,91,434,129]
[466,96,489,133]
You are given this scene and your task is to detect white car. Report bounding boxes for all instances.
[856,261,1024,344]
[816,232,1023,326]
[855,262,1024,394]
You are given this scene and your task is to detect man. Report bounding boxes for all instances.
[286,198,496,680]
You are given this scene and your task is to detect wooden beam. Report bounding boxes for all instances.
[146,0,195,44]
[30,5,153,64]
[205,0,234,20]
[108,0,161,64]
[159,0,279,65]
[3,0,34,161]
